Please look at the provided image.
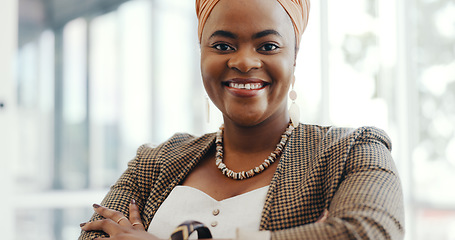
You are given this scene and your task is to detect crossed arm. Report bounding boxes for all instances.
[80,200,160,240]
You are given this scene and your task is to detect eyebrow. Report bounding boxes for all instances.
[208,29,282,40]
[209,30,238,40]
[252,29,282,39]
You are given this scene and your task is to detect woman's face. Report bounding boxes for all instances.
[200,0,296,127]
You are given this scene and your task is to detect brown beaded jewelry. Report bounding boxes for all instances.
[215,122,294,180]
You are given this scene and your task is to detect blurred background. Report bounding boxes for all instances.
[0,0,454,239]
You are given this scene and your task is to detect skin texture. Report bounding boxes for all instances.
[201,0,296,128]
[81,201,159,240]
[182,0,298,201]
[80,201,328,239]
[81,0,301,238]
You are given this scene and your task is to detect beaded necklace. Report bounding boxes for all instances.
[215,123,294,180]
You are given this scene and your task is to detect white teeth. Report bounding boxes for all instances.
[229,82,263,90]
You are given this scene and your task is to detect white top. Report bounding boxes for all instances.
[148,185,269,239]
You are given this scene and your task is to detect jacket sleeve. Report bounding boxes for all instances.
[78,144,150,240]
[270,127,405,240]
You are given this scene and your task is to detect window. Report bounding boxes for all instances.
[12,0,455,239]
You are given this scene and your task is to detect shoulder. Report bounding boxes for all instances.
[304,124,396,175]
[290,124,394,172]
[126,132,215,186]
[136,132,216,156]
[135,132,216,163]
[296,124,392,151]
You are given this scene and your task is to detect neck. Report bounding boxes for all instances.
[222,112,291,154]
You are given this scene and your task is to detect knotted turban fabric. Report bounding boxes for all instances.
[195,0,310,46]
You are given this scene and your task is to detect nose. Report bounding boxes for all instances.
[227,49,262,73]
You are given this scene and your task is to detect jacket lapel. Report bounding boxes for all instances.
[260,124,329,231]
[142,133,216,228]
[140,125,332,231]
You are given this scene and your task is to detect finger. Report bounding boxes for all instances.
[129,199,145,230]
[93,204,132,227]
[316,209,329,223]
[81,219,120,236]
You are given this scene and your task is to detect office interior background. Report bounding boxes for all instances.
[0,0,454,239]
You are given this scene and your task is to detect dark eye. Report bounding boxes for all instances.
[259,43,279,51]
[213,43,234,51]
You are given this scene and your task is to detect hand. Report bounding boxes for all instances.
[316,209,329,223]
[80,199,159,240]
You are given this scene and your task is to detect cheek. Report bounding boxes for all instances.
[201,49,225,75]
[267,56,294,85]
[201,53,226,98]
[201,50,226,79]
[265,57,294,105]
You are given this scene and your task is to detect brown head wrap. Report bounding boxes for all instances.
[195,0,310,45]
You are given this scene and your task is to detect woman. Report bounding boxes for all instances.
[79,0,405,239]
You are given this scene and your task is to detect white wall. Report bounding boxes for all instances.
[0,0,18,238]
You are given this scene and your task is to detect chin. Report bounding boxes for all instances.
[224,113,268,127]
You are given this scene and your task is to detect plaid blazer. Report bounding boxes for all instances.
[79,124,404,240]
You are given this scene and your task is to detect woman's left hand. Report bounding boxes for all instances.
[80,199,159,240]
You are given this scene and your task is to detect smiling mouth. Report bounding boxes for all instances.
[223,80,269,90]
[228,82,263,90]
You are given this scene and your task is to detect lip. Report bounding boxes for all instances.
[223,78,269,98]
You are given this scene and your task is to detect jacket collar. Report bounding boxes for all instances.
[143,124,325,230]
[143,133,216,228]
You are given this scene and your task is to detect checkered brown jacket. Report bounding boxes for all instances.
[79,124,404,239]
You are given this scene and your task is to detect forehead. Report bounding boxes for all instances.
[202,0,294,40]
